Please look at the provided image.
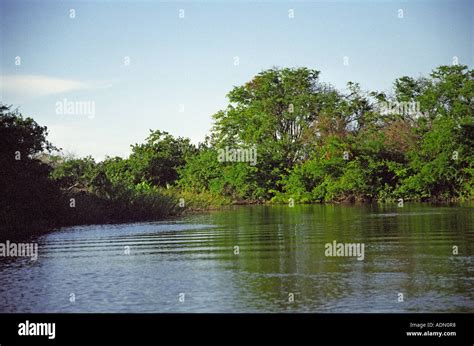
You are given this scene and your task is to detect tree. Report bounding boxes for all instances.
[0,104,62,235]
[395,65,474,200]
[128,130,196,187]
[213,68,326,167]
[50,156,97,190]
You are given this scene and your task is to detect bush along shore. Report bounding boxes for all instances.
[1,64,473,238]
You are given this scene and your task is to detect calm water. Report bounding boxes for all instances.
[0,203,473,313]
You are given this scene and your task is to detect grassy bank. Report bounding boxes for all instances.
[0,187,229,240]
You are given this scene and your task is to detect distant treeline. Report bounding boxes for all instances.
[1,65,473,237]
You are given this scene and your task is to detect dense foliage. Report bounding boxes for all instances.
[0,105,62,236]
[180,65,473,203]
[1,64,472,235]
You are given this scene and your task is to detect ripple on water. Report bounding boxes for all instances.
[0,204,473,312]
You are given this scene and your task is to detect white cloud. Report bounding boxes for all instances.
[0,75,111,98]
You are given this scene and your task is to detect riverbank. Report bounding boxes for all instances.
[0,187,230,240]
[3,185,471,242]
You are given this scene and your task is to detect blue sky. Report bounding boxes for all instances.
[1,0,472,160]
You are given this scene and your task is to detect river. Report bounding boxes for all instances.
[0,203,472,312]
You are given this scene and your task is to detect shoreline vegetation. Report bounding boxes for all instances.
[1,65,473,238]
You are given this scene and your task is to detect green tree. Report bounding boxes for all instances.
[0,104,62,235]
[129,130,196,187]
[396,65,474,200]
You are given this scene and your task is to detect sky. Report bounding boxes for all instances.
[0,0,472,160]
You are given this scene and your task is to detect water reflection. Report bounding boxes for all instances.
[0,203,472,312]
